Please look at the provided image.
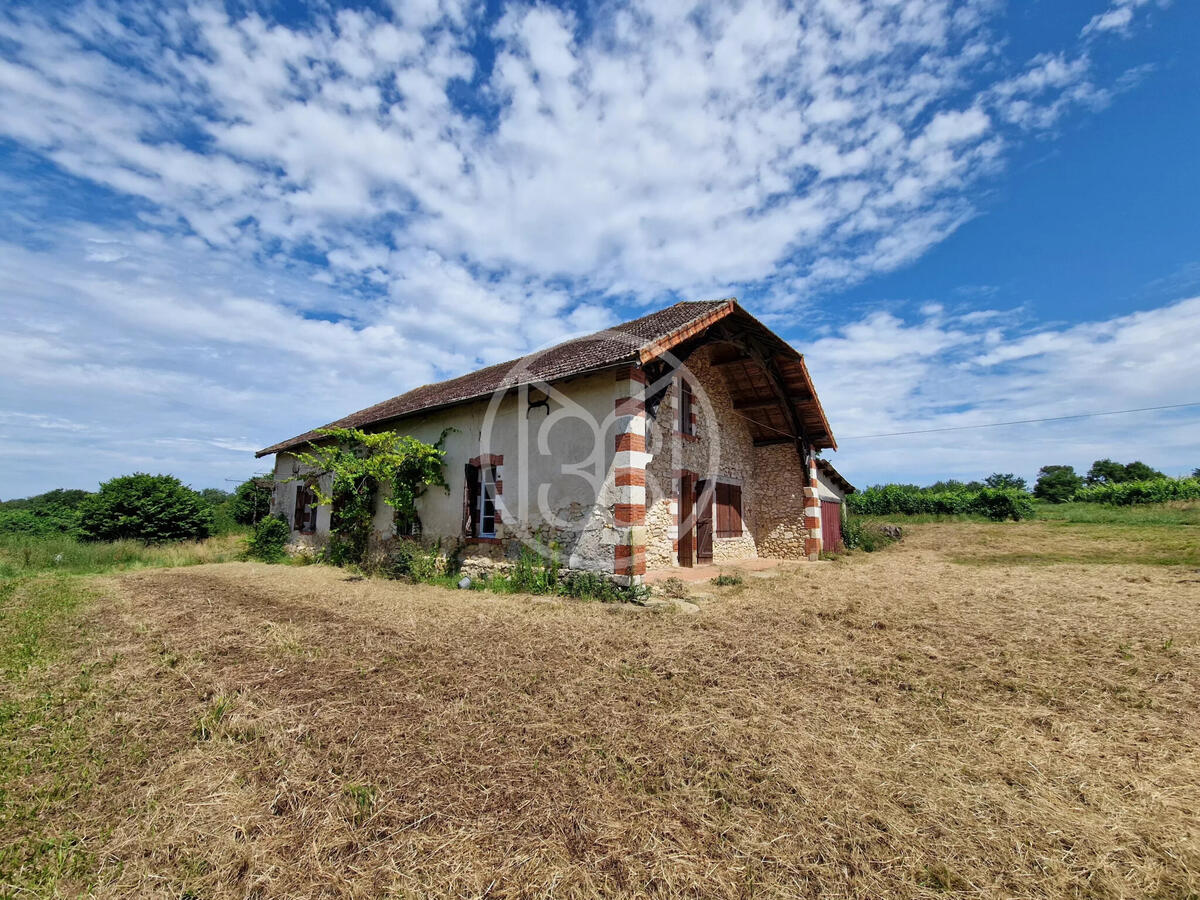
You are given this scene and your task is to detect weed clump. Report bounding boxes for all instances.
[841,517,902,552]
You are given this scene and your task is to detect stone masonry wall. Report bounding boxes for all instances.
[644,344,760,567]
[751,443,812,559]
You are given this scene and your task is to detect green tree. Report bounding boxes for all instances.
[0,488,91,535]
[1033,465,1083,503]
[1085,458,1127,485]
[924,479,984,493]
[984,473,1027,491]
[1193,468,1200,480]
[198,487,232,506]
[230,477,273,525]
[1087,458,1166,484]
[77,473,213,543]
[1122,461,1165,482]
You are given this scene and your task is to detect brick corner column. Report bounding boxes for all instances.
[804,451,822,561]
[613,366,648,585]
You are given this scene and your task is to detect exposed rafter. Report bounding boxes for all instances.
[707,321,812,468]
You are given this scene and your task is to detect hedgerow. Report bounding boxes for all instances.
[846,485,1034,521]
[1071,477,1200,506]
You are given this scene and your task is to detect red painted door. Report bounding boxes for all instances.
[695,479,714,563]
[820,499,842,551]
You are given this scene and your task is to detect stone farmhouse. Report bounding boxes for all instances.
[256,300,853,584]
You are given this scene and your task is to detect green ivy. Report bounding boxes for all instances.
[293,427,451,565]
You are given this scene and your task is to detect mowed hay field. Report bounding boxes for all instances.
[3,523,1200,898]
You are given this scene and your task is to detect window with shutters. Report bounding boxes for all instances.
[464,463,497,538]
[714,482,743,538]
[678,378,696,436]
[293,484,318,534]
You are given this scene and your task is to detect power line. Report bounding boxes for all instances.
[841,401,1200,440]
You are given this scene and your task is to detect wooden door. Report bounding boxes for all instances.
[695,479,714,563]
[820,499,842,550]
[677,471,694,567]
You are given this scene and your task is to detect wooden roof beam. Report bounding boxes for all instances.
[710,355,754,369]
[732,397,780,412]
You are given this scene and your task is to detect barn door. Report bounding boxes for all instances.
[695,479,714,563]
[677,471,694,567]
[820,499,842,551]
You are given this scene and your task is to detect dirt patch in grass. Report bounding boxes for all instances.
[3,524,1200,898]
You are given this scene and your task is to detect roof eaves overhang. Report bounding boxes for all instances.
[637,299,736,363]
[254,358,640,458]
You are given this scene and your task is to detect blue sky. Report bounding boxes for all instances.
[1,0,1197,497]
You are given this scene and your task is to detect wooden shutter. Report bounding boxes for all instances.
[294,485,305,530]
[715,482,729,536]
[679,380,693,434]
[464,464,480,536]
[729,484,743,535]
[714,483,743,537]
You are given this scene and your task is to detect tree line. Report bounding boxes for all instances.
[0,474,273,542]
[1032,459,1194,503]
[848,459,1200,518]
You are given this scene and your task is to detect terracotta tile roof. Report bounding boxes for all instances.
[257,300,736,457]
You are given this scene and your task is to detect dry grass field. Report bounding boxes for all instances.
[3,521,1199,898]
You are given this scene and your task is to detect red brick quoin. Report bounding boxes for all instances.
[614,543,647,576]
[614,467,645,487]
[614,504,645,526]
[614,433,645,453]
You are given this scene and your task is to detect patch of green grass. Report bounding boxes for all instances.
[193,693,235,741]
[0,576,100,893]
[343,783,378,826]
[0,531,247,577]
[852,500,1200,528]
[1034,500,1200,526]
[947,524,1200,567]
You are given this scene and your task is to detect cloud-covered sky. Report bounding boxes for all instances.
[1,0,1196,496]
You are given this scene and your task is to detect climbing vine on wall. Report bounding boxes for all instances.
[293,427,452,564]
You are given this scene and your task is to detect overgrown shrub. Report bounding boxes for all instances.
[1072,476,1200,506]
[841,517,901,552]
[0,488,90,536]
[382,538,448,580]
[0,508,61,536]
[558,571,649,603]
[77,473,213,544]
[246,515,290,562]
[972,488,1035,521]
[495,543,560,594]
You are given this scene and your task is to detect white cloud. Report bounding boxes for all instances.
[807,297,1200,485]
[0,0,1135,305]
[1082,0,1161,38]
[0,0,1181,493]
[0,225,587,493]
